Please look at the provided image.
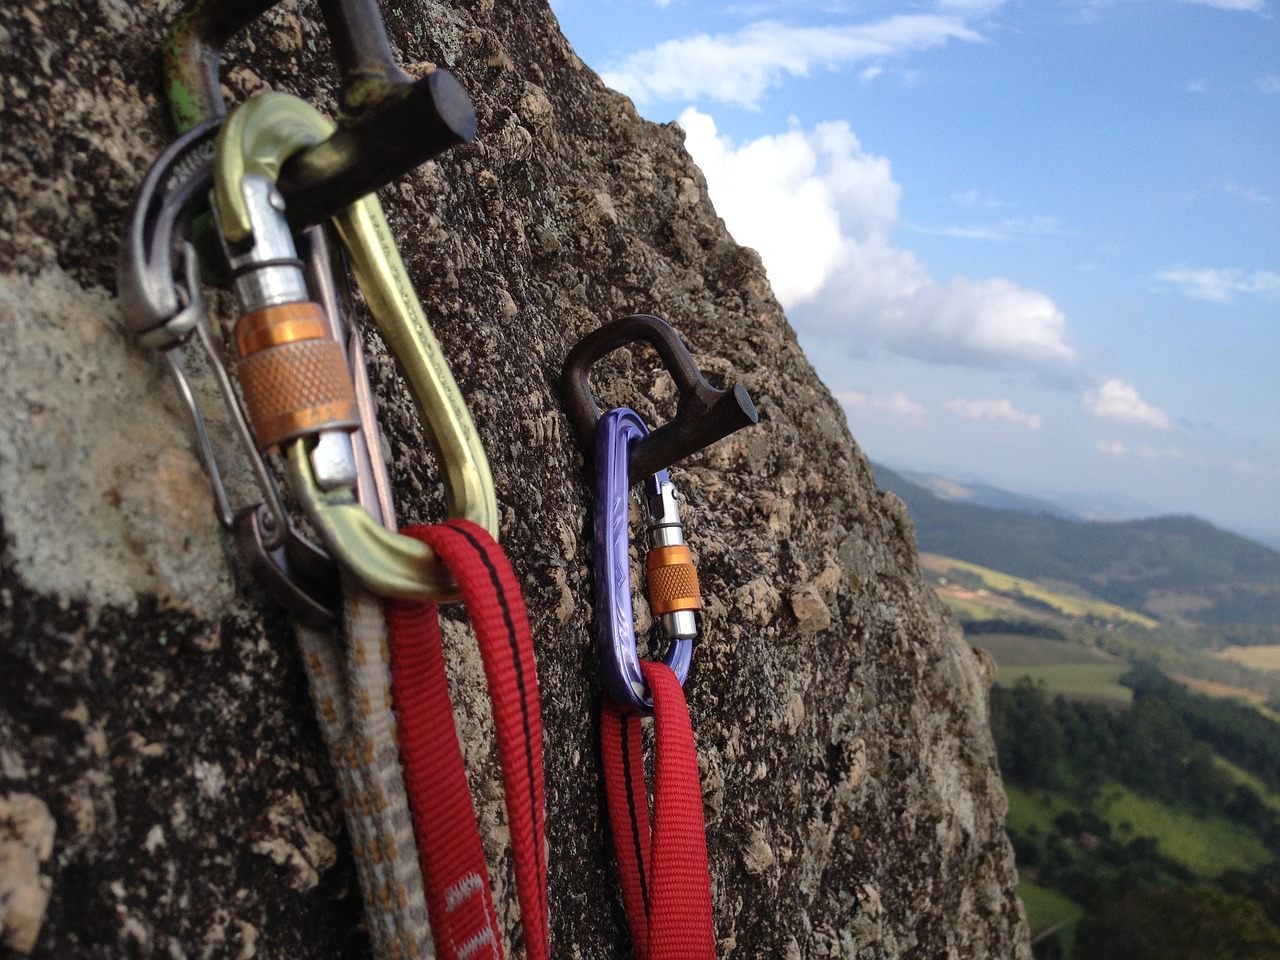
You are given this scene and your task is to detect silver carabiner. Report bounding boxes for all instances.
[119,121,397,624]
[118,120,291,546]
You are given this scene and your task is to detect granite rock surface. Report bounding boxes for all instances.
[0,1,1029,956]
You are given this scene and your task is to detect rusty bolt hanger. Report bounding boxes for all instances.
[563,314,759,481]
[164,0,477,228]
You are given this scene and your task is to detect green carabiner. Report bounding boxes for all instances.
[212,91,497,600]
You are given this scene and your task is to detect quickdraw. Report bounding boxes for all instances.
[597,408,714,958]
[562,315,757,957]
[119,106,434,956]
[122,3,547,954]
[210,90,547,960]
[205,90,546,958]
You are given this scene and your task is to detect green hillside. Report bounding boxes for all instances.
[991,673,1280,959]
[924,554,1160,628]
[1007,782,1274,877]
[975,633,1135,703]
[875,464,1280,629]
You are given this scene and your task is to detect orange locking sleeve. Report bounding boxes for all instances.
[234,302,360,450]
[645,544,702,614]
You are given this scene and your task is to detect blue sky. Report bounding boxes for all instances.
[548,0,1279,547]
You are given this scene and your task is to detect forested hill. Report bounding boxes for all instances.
[874,464,1280,629]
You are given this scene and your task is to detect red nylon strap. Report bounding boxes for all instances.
[386,520,549,960]
[601,661,716,960]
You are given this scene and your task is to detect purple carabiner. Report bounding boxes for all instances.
[594,407,693,714]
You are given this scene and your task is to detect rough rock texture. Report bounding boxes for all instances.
[0,1,1030,957]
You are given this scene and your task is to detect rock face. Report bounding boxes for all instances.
[0,1,1029,957]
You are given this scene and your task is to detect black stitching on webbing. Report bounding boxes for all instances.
[620,711,652,920]
[445,521,548,933]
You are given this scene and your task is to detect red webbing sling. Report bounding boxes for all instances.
[386,519,549,960]
[600,661,716,960]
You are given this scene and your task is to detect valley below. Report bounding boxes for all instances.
[879,465,1280,959]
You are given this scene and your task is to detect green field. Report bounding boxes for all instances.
[1219,644,1280,673]
[940,594,1009,620]
[1007,783,1274,877]
[925,554,1161,628]
[998,664,1133,702]
[1006,783,1074,835]
[977,634,1115,666]
[1019,877,1082,957]
[928,551,1280,703]
[1103,787,1273,874]
[1214,756,1280,813]
[975,633,1135,702]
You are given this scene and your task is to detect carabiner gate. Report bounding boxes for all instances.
[594,407,702,714]
[211,92,497,601]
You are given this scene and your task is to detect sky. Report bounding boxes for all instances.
[548,0,1279,548]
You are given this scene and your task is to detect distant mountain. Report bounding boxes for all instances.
[1029,488,1166,523]
[1248,530,1280,555]
[873,464,1280,629]
[892,467,1077,518]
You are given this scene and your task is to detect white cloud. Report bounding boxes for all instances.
[944,397,1042,429]
[1260,75,1280,94]
[836,389,926,419]
[1178,0,1267,10]
[680,108,1076,368]
[1155,267,1280,301]
[915,214,1063,242]
[1100,442,1177,460]
[601,15,984,108]
[950,188,1005,208]
[677,110,884,303]
[875,277,1075,366]
[936,0,1010,11]
[1136,445,1184,461]
[1098,438,1184,460]
[1225,180,1273,204]
[1084,379,1171,429]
